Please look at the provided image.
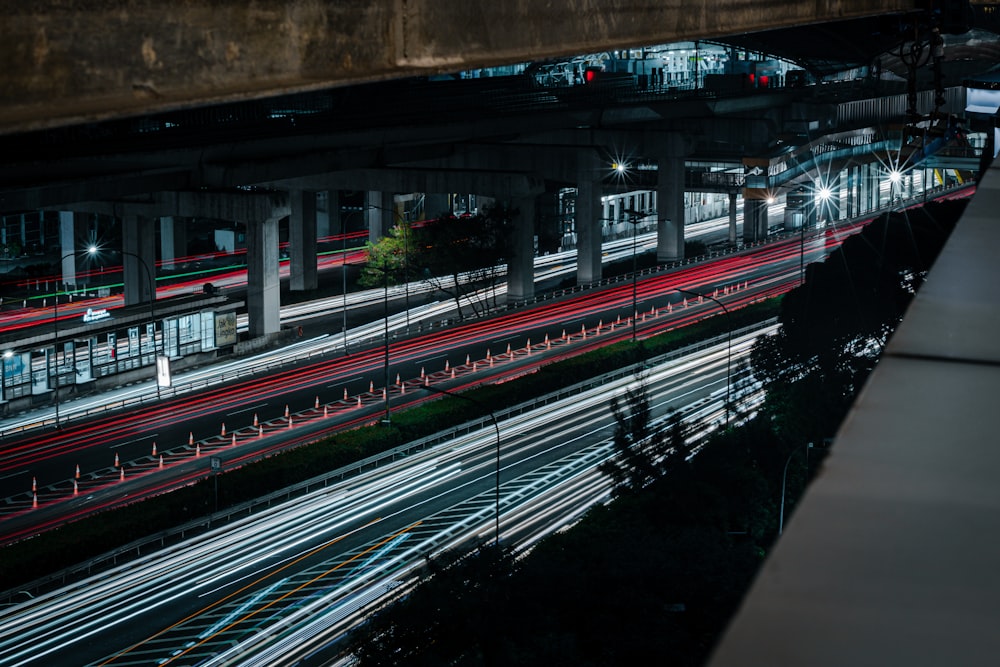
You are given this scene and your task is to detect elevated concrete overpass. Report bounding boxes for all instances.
[2,0,915,135]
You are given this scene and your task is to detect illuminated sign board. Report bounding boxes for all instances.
[82,308,111,323]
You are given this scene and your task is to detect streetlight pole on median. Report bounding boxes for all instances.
[623,209,641,342]
[108,246,162,402]
[675,287,732,429]
[422,384,502,547]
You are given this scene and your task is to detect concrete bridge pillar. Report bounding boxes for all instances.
[122,213,157,306]
[507,195,536,302]
[289,189,318,292]
[158,216,187,270]
[58,211,89,288]
[424,193,450,218]
[366,191,396,243]
[317,190,335,239]
[728,192,739,243]
[656,155,685,261]
[247,214,282,337]
[576,152,603,285]
[743,198,769,242]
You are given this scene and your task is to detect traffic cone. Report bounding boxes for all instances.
[221,423,226,437]
[231,433,236,446]
[667,302,672,313]
[120,467,125,481]
[73,479,79,495]
[357,396,362,407]
[75,464,80,479]
[616,314,621,324]
[683,298,688,308]
[253,413,259,427]
[545,334,550,349]
[324,405,329,417]
[189,432,194,445]
[258,425,263,438]
[472,362,477,371]
[382,388,386,399]
[195,443,201,457]
[284,404,290,418]
[159,455,164,468]
[420,367,425,379]
[445,360,450,372]
[344,388,349,400]
[315,396,320,409]
[424,376,429,386]
[152,442,157,457]
[581,324,587,339]
[562,329,567,341]
[369,380,374,392]
[32,476,36,492]
[396,373,401,385]
[114,452,119,467]
[506,343,511,355]
[526,338,531,354]
[32,493,37,508]
[598,319,603,330]
[465,354,470,365]
[288,416,293,429]
[451,369,456,379]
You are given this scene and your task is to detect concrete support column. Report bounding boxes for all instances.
[424,193,450,218]
[366,191,396,243]
[122,213,156,306]
[728,191,738,243]
[289,189,318,292]
[316,190,334,239]
[743,198,769,242]
[656,156,685,261]
[58,211,88,287]
[247,215,281,337]
[507,196,536,302]
[845,168,856,219]
[158,216,186,270]
[575,166,602,285]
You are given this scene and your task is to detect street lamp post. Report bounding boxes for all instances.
[623,209,641,342]
[676,287,731,429]
[382,264,391,425]
[779,442,814,535]
[113,247,161,402]
[51,250,81,428]
[422,384,502,547]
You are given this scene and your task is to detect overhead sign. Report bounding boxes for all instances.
[82,307,111,323]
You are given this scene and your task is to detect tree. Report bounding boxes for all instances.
[411,204,515,319]
[358,221,414,288]
[599,382,690,495]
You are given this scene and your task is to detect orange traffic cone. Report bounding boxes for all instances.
[195,443,201,457]
[315,396,320,409]
[114,452,119,467]
[32,476,36,493]
[324,405,329,417]
[75,464,80,479]
[465,354,470,365]
[288,416,293,429]
[357,396,362,407]
[32,493,37,508]
[221,423,226,437]
[344,387,349,400]
[253,413,259,427]
[284,404,290,418]
[120,467,125,481]
[189,432,194,445]
[152,442,157,457]
[231,433,236,446]
[258,425,263,438]
[369,380,374,392]
[445,360,450,372]
[159,455,164,468]
[73,479,79,495]
[420,367,425,378]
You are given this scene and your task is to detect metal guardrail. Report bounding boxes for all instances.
[1,318,778,601]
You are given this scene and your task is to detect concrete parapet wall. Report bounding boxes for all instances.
[1,0,914,136]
